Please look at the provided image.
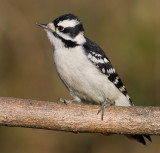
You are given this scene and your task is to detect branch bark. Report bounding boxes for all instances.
[0,97,159,135]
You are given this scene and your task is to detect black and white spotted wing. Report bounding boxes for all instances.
[83,38,132,105]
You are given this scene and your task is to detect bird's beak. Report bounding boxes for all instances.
[36,22,55,32]
[36,23,48,29]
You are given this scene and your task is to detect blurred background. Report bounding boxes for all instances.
[0,0,160,152]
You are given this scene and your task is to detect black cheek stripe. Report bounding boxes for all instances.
[52,32,79,48]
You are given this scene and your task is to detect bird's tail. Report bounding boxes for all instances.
[126,134,152,145]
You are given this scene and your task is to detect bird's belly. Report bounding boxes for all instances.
[53,47,130,106]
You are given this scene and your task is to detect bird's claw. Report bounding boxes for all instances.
[57,98,74,105]
[97,99,115,120]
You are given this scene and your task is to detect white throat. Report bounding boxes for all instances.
[46,31,64,49]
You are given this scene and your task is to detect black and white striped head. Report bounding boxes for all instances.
[37,14,86,48]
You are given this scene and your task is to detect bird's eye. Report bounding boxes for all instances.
[57,26,64,31]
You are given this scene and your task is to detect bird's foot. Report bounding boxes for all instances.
[97,99,115,120]
[57,98,75,105]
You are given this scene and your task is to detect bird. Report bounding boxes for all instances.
[37,13,151,145]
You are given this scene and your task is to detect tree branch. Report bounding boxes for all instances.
[0,97,159,135]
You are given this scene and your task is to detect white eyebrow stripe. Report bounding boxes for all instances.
[57,19,80,28]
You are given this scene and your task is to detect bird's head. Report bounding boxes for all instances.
[37,14,86,48]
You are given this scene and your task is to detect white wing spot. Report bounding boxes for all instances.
[113,79,119,85]
[102,68,105,73]
[99,59,104,64]
[95,53,101,57]
[91,56,97,63]
[113,76,119,84]
[107,68,115,74]
[104,58,109,63]
[119,86,125,92]
[113,68,115,73]
[94,58,99,63]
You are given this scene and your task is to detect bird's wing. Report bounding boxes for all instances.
[83,38,132,105]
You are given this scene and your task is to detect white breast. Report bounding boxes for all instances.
[46,30,131,106]
[53,46,131,106]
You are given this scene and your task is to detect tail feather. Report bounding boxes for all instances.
[126,135,152,145]
[132,135,146,145]
[144,135,152,142]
